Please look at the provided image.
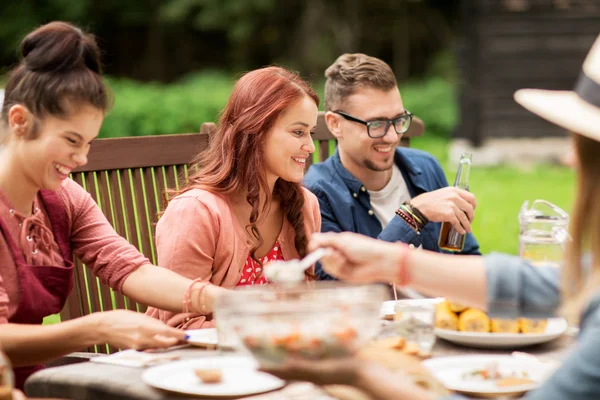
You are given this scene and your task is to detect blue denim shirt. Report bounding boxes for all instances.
[304,148,481,280]
[443,253,600,400]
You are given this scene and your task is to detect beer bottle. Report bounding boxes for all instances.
[438,152,472,252]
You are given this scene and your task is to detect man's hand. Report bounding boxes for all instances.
[411,187,476,234]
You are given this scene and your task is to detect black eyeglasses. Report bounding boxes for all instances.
[333,110,413,138]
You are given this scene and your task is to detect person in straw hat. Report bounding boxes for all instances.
[263,35,600,400]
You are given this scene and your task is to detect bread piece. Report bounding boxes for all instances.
[491,319,520,333]
[519,318,548,334]
[458,309,490,332]
[436,301,459,330]
[195,368,222,383]
[448,301,468,313]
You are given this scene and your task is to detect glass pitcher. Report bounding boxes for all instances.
[519,200,570,267]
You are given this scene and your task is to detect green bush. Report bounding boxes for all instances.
[399,77,457,138]
[98,71,456,138]
[100,71,234,138]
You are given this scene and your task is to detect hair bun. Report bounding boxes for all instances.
[21,21,102,74]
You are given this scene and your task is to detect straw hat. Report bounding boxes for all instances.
[514,34,600,142]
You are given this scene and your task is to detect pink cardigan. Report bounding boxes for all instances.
[145,187,321,329]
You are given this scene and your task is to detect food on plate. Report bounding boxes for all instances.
[519,318,548,334]
[435,300,548,334]
[462,361,535,387]
[194,368,222,383]
[458,309,490,332]
[436,301,459,330]
[370,336,406,351]
[448,302,468,313]
[496,377,537,387]
[491,319,520,333]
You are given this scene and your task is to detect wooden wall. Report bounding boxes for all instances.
[455,0,600,145]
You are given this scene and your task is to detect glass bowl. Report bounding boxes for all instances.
[213,282,388,367]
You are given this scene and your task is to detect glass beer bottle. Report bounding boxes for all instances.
[438,152,472,252]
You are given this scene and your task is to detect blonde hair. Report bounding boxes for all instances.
[324,53,397,111]
[561,133,600,323]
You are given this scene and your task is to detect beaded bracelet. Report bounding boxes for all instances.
[183,278,210,314]
[395,206,420,233]
[402,204,424,227]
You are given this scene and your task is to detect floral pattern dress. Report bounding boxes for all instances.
[236,241,283,286]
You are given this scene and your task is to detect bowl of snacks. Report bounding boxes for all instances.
[213,282,388,367]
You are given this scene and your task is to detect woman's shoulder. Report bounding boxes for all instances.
[300,186,319,207]
[169,188,231,208]
[162,188,232,221]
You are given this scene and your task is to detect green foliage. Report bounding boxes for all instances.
[161,0,276,40]
[400,77,458,138]
[100,72,234,138]
[99,71,457,138]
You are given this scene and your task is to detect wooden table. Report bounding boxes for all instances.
[24,336,575,400]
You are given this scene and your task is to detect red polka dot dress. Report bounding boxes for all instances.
[236,241,283,286]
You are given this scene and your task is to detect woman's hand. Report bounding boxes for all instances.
[260,357,361,386]
[309,232,406,283]
[90,310,186,350]
[262,356,439,400]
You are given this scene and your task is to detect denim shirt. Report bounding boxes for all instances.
[304,148,481,280]
[443,253,600,400]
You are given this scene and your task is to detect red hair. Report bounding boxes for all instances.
[168,66,319,277]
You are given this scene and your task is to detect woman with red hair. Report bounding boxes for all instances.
[146,66,321,329]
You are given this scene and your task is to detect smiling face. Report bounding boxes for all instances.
[11,104,103,190]
[263,95,318,184]
[335,86,405,173]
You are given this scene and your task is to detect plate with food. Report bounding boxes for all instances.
[142,355,284,397]
[422,354,557,397]
[435,300,568,348]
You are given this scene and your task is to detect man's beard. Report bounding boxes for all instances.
[364,157,394,172]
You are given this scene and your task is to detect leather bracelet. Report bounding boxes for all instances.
[405,201,430,225]
[403,204,425,227]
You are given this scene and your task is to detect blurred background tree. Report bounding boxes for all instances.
[0,0,459,82]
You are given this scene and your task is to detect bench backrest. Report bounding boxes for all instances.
[62,132,210,353]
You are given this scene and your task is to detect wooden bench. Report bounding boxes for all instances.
[61,112,424,353]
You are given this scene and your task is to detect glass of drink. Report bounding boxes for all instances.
[394,300,437,357]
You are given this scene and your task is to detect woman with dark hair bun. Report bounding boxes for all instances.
[0,21,225,388]
[146,66,321,329]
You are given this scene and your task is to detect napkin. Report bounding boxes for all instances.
[90,349,181,368]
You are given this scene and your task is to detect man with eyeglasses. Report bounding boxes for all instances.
[304,53,480,286]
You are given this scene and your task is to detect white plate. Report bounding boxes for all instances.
[436,318,568,349]
[379,298,443,319]
[186,328,219,348]
[142,356,284,397]
[423,354,556,397]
